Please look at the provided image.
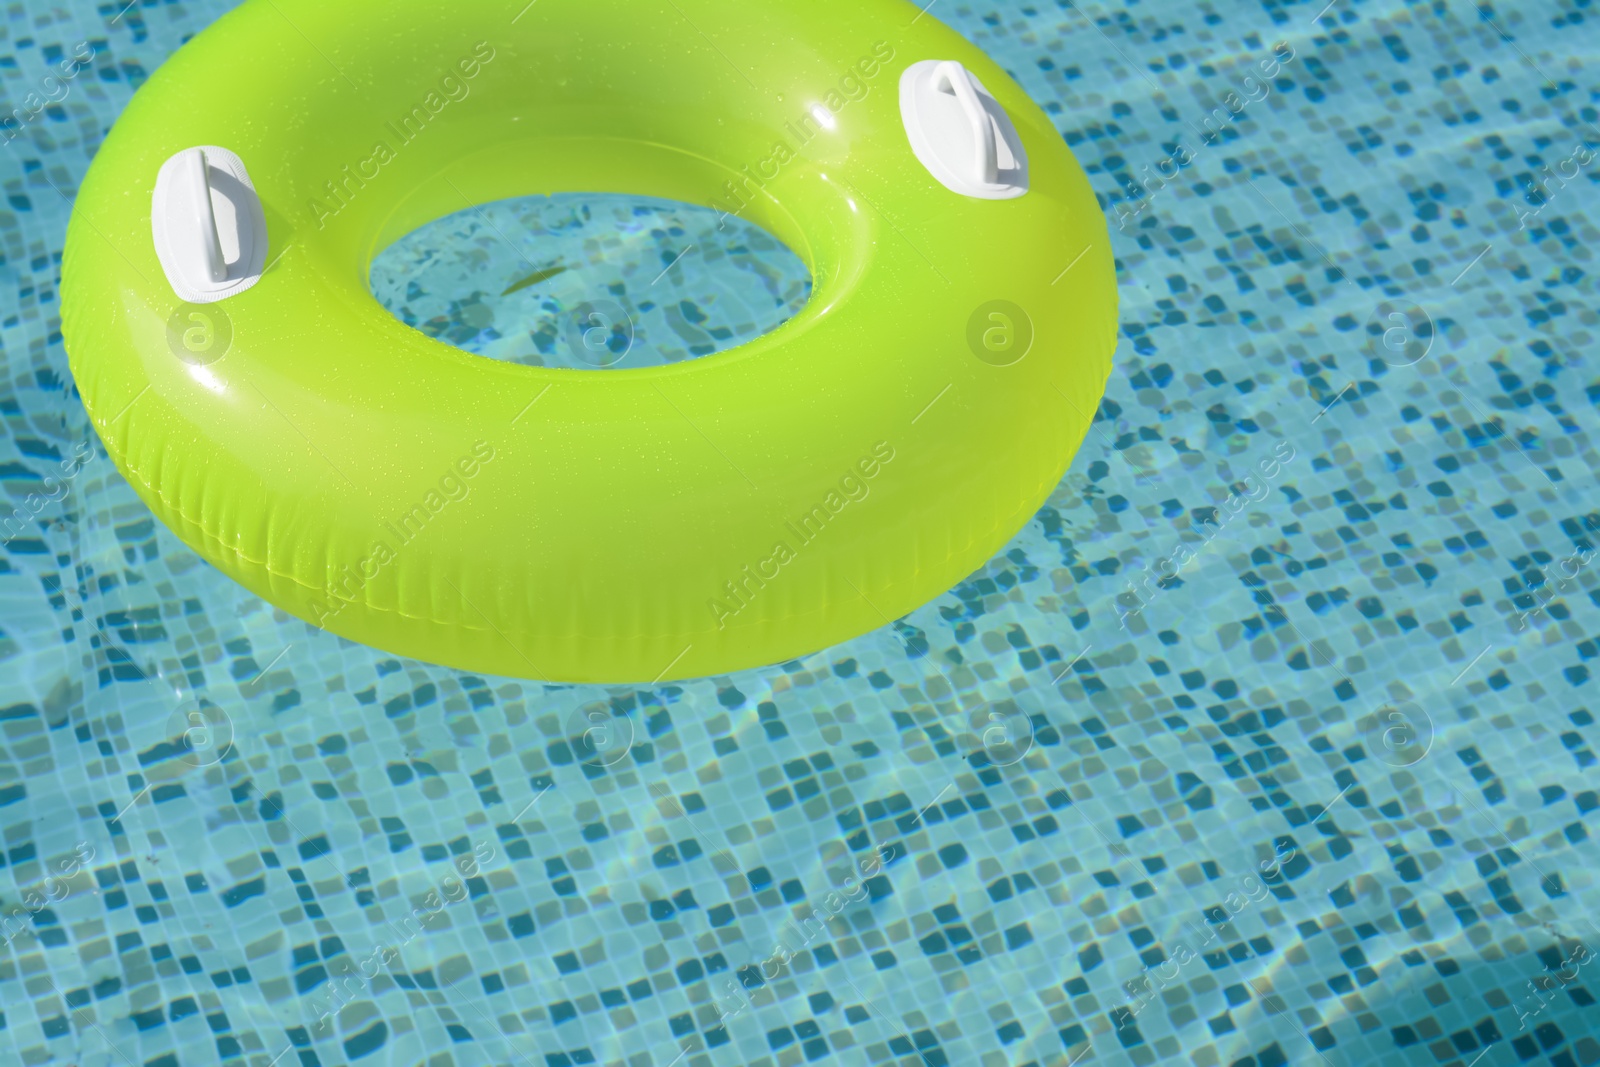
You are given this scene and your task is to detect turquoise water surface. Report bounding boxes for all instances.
[3,2,1600,1067]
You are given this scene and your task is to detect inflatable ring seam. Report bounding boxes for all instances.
[108,403,1056,638]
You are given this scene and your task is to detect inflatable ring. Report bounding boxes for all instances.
[62,0,1116,683]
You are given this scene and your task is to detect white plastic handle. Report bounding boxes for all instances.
[182,149,228,284]
[899,59,1028,199]
[151,145,268,303]
[934,61,997,186]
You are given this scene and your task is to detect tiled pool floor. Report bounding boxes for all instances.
[2,1,1599,1066]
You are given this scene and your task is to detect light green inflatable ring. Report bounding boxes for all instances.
[62,0,1116,684]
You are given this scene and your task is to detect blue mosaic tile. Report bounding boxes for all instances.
[3,0,1600,1066]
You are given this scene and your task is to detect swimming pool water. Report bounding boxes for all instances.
[367,193,812,370]
[3,2,1599,1067]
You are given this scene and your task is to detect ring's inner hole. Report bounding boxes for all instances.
[368,192,813,370]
